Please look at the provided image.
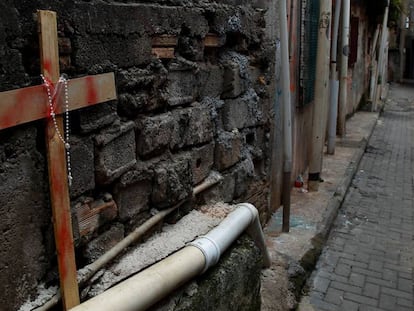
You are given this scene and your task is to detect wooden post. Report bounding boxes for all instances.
[38,10,80,309]
[0,10,117,310]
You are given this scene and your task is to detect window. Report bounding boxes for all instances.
[299,0,320,106]
[349,17,359,67]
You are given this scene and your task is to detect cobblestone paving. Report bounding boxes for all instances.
[305,85,414,311]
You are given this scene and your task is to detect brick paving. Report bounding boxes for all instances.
[305,84,414,311]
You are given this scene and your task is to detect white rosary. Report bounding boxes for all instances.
[41,74,73,187]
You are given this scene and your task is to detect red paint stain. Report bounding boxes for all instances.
[50,163,72,281]
[43,60,52,74]
[86,76,98,104]
[58,220,70,280]
[0,86,44,129]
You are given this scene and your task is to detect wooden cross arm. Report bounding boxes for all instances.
[0,72,116,130]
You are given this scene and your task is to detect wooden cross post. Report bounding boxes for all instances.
[0,10,117,310]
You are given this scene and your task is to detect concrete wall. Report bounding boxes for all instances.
[347,3,371,115]
[0,1,276,310]
[151,235,262,311]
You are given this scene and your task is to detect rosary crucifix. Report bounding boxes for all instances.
[0,10,117,310]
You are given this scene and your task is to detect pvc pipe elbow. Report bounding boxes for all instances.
[190,203,270,272]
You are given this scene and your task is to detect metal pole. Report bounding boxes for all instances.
[399,1,408,82]
[327,0,342,155]
[308,0,332,192]
[374,1,389,110]
[337,0,350,137]
[279,0,293,232]
[369,25,380,106]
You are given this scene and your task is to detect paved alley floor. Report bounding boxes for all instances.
[299,84,414,310]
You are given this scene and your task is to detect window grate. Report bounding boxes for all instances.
[299,0,320,106]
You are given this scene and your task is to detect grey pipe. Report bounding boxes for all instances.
[327,0,342,155]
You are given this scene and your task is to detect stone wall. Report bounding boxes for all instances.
[151,235,262,311]
[0,1,275,310]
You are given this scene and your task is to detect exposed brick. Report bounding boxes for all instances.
[118,93,150,117]
[201,172,236,203]
[221,61,243,99]
[151,158,192,208]
[233,156,255,199]
[136,113,175,158]
[188,143,215,185]
[95,122,137,185]
[79,101,118,134]
[72,195,118,238]
[222,88,263,131]
[214,130,243,171]
[163,71,197,106]
[162,60,198,106]
[113,170,152,221]
[116,66,158,92]
[171,103,214,150]
[199,64,224,98]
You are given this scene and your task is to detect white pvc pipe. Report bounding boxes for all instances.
[70,203,270,311]
[327,0,342,155]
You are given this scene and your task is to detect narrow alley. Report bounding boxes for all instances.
[300,83,414,310]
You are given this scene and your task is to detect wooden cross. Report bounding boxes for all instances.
[0,10,117,310]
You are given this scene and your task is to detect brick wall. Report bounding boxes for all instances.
[0,1,275,309]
